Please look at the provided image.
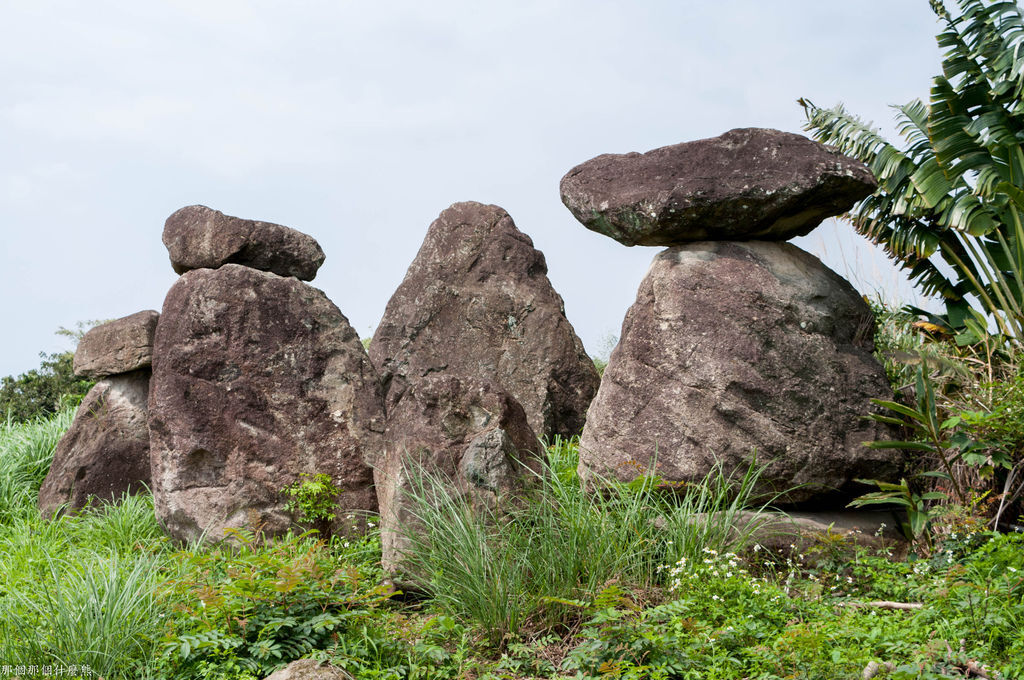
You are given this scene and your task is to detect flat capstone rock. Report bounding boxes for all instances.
[559,127,877,245]
[73,310,159,380]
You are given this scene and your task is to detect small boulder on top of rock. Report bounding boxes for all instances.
[38,370,152,518]
[163,205,326,280]
[578,241,900,505]
[376,374,543,576]
[560,127,877,246]
[369,201,599,440]
[73,310,159,380]
[148,264,383,543]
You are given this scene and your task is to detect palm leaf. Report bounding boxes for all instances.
[801,0,1024,340]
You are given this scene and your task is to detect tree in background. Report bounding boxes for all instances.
[0,352,92,422]
[0,321,108,422]
[801,0,1024,343]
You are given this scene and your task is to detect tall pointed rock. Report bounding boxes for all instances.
[369,202,599,439]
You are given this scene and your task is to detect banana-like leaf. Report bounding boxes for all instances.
[801,0,1024,340]
[848,495,913,509]
[854,478,912,492]
[909,509,930,537]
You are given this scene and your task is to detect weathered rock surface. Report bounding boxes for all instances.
[262,659,351,680]
[560,128,877,246]
[73,310,159,380]
[163,205,326,280]
[376,374,543,575]
[38,370,152,517]
[149,264,384,543]
[579,241,900,505]
[369,201,599,439]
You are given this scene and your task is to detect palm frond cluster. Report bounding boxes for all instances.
[801,0,1024,340]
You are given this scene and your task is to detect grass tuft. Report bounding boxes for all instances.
[399,436,781,643]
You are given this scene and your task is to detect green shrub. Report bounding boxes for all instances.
[281,472,342,538]
[157,528,396,677]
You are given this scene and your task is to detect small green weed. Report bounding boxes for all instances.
[281,472,343,538]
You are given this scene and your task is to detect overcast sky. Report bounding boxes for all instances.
[1,1,945,378]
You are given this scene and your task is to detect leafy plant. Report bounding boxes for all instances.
[849,477,948,547]
[851,363,984,546]
[801,0,1024,341]
[281,472,342,537]
[158,528,394,677]
[866,364,983,502]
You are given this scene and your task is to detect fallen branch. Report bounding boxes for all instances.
[838,600,923,611]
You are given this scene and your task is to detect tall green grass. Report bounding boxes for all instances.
[0,495,173,677]
[399,437,781,643]
[0,409,173,677]
[0,407,74,522]
[0,551,166,675]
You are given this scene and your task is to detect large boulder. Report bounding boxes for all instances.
[560,128,877,246]
[163,205,326,281]
[369,201,599,440]
[579,241,900,505]
[38,370,152,517]
[73,310,159,380]
[376,374,543,575]
[148,264,384,543]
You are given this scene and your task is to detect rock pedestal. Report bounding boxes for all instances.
[369,201,599,440]
[561,129,901,504]
[40,310,160,516]
[38,370,153,517]
[578,241,899,504]
[148,264,384,543]
[376,374,543,575]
